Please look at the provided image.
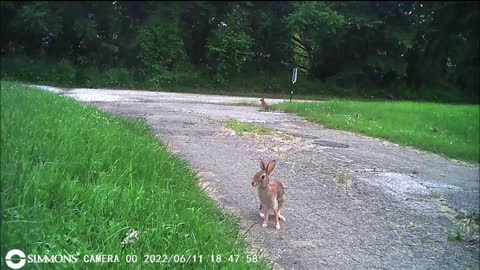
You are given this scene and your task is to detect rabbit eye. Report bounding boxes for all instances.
[261,174,266,179]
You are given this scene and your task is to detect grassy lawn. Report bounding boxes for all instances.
[1,81,268,269]
[275,100,479,163]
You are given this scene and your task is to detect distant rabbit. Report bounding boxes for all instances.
[260,98,269,112]
[251,159,286,229]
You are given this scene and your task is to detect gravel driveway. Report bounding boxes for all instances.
[35,85,480,270]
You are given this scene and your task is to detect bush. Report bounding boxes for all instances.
[1,55,44,83]
[77,66,103,88]
[1,55,76,86]
[50,59,76,85]
[103,68,134,88]
[137,16,188,87]
[77,67,135,89]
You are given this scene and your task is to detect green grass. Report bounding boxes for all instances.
[275,100,479,163]
[224,120,275,136]
[1,81,268,269]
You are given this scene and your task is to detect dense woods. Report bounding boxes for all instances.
[1,1,479,102]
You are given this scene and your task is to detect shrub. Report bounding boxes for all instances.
[49,59,76,85]
[1,55,76,86]
[77,66,103,88]
[103,68,134,88]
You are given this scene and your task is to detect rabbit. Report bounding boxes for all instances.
[251,159,286,229]
[260,98,269,112]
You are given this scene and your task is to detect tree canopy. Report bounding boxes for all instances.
[1,1,478,102]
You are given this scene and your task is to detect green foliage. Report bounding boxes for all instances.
[1,55,76,86]
[77,66,103,88]
[137,23,187,85]
[136,3,189,87]
[52,59,77,85]
[285,2,346,74]
[247,2,293,70]
[448,211,480,242]
[207,6,254,84]
[103,67,134,88]
[1,56,138,89]
[78,67,136,89]
[1,1,479,102]
[286,2,345,39]
[11,2,63,36]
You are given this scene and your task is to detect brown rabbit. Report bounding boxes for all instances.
[260,98,269,112]
[252,159,286,229]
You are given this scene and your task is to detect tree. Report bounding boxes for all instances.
[206,3,254,84]
[285,2,345,79]
[136,2,188,85]
[1,1,478,101]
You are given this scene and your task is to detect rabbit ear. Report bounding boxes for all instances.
[266,160,276,175]
[259,159,266,170]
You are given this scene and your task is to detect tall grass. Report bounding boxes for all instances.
[276,100,479,163]
[1,81,268,269]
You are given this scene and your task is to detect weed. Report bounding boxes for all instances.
[334,173,352,186]
[430,190,442,198]
[448,211,480,242]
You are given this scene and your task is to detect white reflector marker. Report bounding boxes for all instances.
[292,67,298,84]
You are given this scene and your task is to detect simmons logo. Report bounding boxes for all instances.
[4,249,78,269]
